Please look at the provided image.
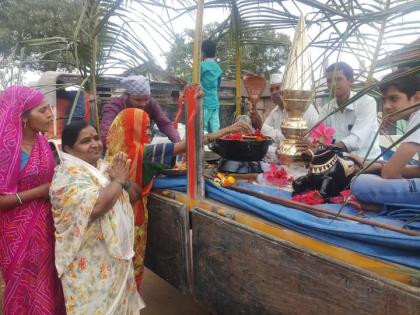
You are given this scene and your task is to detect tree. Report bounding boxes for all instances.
[0,0,83,72]
[0,0,160,90]
[165,23,290,80]
[165,34,194,80]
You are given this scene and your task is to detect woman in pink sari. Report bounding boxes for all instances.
[0,86,66,314]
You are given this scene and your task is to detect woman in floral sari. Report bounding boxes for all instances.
[106,108,251,289]
[50,121,144,314]
[0,86,66,314]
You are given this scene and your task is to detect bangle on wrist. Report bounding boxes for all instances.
[112,179,131,191]
[112,179,125,189]
[15,193,23,205]
[123,180,132,191]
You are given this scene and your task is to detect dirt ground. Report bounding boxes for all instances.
[141,268,209,315]
[0,269,207,315]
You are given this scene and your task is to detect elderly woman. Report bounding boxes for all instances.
[106,107,251,289]
[0,86,66,314]
[50,121,144,314]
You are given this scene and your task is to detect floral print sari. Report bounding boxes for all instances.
[50,153,144,314]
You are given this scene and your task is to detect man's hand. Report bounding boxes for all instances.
[295,139,313,161]
[295,139,310,151]
[188,83,204,98]
[346,153,365,167]
[228,121,253,135]
[249,111,263,129]
[334,141,348,152]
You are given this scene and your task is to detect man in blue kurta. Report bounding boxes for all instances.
[201,39,223,132]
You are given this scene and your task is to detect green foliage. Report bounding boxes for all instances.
[0,0,83,71]
[165,34,193,80]
[165,22,290,80]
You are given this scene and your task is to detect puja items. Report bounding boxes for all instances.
[277,16,314,164]
[223,129,269,141]
[292,146,358,198]
[227,184,420,236]
[213,172,236,188]
[211,130,273,162]
[308,122,335,148]
[291,189,362,214]
[263,163,293,187]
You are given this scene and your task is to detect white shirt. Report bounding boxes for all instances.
[261,104,319,144]
[319,91,381,160]
[401,110,420,158]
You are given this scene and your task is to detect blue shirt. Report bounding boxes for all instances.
[200,59,223,109]
[20,151,30,171]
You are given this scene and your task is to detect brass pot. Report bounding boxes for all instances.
[277,89,313,164]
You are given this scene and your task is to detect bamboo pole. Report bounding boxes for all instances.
[228,185,420,237]
[90,3,100,131]
[235,41,241,117]
[184,0,205,294]
[191,1,204,84]
[187,0,205,201]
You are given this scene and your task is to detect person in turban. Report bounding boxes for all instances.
[100,75,181,149]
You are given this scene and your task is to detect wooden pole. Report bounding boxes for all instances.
[184,1,205,295]
[192,1,203,84]
[228,185,420,237]
[187,0,205,201]
[90,4,100,131]
[235,41,241,117]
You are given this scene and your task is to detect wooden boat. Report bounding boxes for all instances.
[145,189,420,315]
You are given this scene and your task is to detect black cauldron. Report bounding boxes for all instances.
[210,137,273,161]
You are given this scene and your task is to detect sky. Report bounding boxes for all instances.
[23,4,231,84]
[21,1,419,85]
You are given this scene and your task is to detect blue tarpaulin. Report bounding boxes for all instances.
[153,176,420,269]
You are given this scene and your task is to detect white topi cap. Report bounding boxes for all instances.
[270,73,283,85]
[121,75,151,96]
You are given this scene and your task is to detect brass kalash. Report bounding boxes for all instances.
[277,16,314,164]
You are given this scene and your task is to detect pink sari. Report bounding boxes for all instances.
[0,86,66,314]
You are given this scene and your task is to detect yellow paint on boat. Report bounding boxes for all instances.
[159,190,419,287]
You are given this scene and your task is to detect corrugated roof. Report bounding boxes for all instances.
[376,37,420,69]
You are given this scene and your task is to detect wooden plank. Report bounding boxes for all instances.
[160,189,418,285]
[191,208,420,315]
[145,193,191,293]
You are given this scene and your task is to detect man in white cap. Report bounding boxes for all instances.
[100,75,181,146]
[251,72,319,145]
